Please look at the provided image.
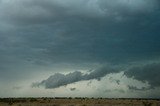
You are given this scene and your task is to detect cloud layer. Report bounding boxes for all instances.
[32,66,118,89]
[0,0,160,66]
[0,0,160,80]
[124,63,160,89]
[33,62,160,90]
[0,0,160,97]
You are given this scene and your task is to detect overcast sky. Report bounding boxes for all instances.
[0,0,160,98]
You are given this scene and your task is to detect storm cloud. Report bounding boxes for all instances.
[32,66,119,89]
[0,0,160,97]
[0,0,160,66]
[124,63,160,89]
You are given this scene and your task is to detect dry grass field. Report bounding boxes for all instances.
[0,98,159,106]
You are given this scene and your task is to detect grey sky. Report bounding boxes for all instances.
[0,0,160,98]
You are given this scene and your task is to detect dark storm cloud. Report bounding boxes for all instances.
[32,66,119,89]
[70,88,76,91]
[124,63,160,89]
[0,0,160,83]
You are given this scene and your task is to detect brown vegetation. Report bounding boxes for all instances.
[0,98,159,106]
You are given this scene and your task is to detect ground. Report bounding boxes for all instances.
[0,98,159,106]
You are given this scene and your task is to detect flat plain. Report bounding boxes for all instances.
[0,98,159,106]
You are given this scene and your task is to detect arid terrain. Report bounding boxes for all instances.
[0,98,159,106]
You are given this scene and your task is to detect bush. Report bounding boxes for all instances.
[143,102,152,106]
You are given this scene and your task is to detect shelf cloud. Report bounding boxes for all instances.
[32,66,119,89]
[124,63,160,89]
